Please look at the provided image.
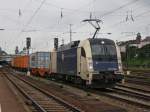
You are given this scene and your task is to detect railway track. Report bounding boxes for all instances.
[114,86,150,101]
[124,71,150,86]
[125,75,150,80]
[3,68,150,111]
[125,78,150,86]
[2,70,82,112]
[91,82,150,110]
[93,88,150,110]
[40,73,150,110]
[117,83,150,94]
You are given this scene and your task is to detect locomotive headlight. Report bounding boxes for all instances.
[118,65,121,70]
[118,63,122,70]
[89,62,93,70]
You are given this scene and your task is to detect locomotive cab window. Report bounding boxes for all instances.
[81,47,86,57]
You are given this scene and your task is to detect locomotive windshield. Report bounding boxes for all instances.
[90,39,117,61]
[92,45,116,55]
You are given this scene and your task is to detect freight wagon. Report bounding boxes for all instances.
[11,55,29,72]
[30,52,50,76]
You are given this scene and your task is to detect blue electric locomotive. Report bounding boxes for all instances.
[50,19,124,88]
[51,38,123,88]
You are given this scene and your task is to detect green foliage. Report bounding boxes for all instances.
[123,44,150,68]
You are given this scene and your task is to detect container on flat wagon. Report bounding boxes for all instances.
[11,58,14,67]
[18,55,29,68]
[30,52,50,68]
[11,56,18,68]
[30,52,50,76]
[50,51,57,73]
[22,55,29,68]
[11,55,29,69]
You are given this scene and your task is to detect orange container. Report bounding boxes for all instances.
[12,55,29,69]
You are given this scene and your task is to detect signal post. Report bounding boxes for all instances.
[26,37,31,76]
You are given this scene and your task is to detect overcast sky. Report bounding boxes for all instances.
[0,0,150,54]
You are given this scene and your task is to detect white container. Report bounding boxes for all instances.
[50,51,57,73]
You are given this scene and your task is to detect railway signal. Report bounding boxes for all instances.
[26,37,31,76]
[26,37,31,49]
[54,38,58,50]
[15,46,19,54]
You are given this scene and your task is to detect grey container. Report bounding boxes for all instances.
[30,52,50,68]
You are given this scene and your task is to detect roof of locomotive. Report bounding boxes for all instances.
[57,38,115,51]
[88,38,115,45]
[57,40,80,51]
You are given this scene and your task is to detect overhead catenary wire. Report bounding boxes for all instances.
[3,0,150,53]
[104,10,150,41]
[32,0,142,36]
[35,0,97,13]
[39,0,98,33]
[104,0,150,29]
[21,6,150,34]
[99,0,141,18]
[22,0,34,13]
[13,0,150,46]
[31,0,96,29]
[0,0,144,32]
[21,0,46,32]
[10,0,46,52]
[19,0,142,35]
[106,9,150,30]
